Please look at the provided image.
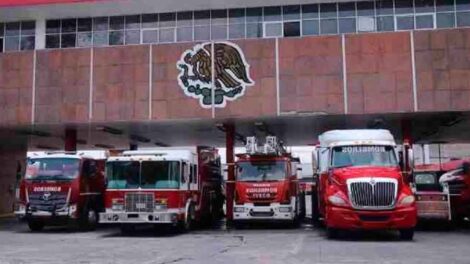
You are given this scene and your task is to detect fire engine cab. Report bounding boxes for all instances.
[232,136,302,226]
[99,147,224,233]
[15,152,106,231]
[312,130,417,240]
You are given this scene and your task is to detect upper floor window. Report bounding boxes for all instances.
[0,21,35,53]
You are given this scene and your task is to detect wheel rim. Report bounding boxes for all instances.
[88,210,97,225]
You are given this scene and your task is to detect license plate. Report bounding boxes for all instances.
[135,203,147,209]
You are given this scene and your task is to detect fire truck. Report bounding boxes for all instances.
[412,159,470,224]
[312,130,417,240]
[99,147,224,233]
[15,152,106,231]
[232,136,302,227]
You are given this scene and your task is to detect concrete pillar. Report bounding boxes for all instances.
[0,145,27,215]
[225,123,235,222]
[64,128,77,152]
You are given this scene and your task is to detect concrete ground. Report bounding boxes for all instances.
[1,218,470,264]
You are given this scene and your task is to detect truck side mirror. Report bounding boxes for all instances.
[407,148,414,171]
[462,162,470,175]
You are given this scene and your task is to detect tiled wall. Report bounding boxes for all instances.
[1,28,470,127]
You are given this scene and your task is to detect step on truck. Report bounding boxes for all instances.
[99,147,224,233]
[312,129,417,240]
[15,152,106,231]
[232,136,303,227]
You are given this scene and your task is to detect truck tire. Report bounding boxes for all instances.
[184,203,196,232]
[311,191,321,227]
[78,204,98,231]
[326,227,340,239]
[399,228,414,241]
[28,220,44,232]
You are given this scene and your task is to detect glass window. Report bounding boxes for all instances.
[77,32,92,47]
[177,27,193,41]
[339,2,356,17]
[265,22,282,37]
[302,19,319,35]
[246,23,263,38]
[436,0,455,11]
[396,0,415,14]
[415,0,436,12]
[177,11,193,27]
[46,20,60,34]
[211,9,227,24]
[320,3,338,18]
[93,31,108,46]
[78,18,92,32]
[110,16,125,30]
[61,19,76,33]
[106,161,140,189]
[237,161,287,181]
[457,0,470,10]
[264,6,282,21]
[416,14,435,28]
[20,36,35,50]
[125,15,140,29]
[26,158,81,180]
[320,19,338,34]
[5,22,20,36]
[247,8,263,23]
[358,16,376,32]
[142,14,158,28]
[125,30,140,44]
[159,13,176,27]
[284,21,300,37]
[159,27,175,42]
[357,1,375,16]
[457,11,470,25]
[194,10,210,25]
[141,161,181,189]
[142,29,158,43]
[377,16,395,31]
[0,23,4,36]
[109,31,124,45]
[93,17,108,31]
[229,9,245,24]
[396,15,415,29]
[376,0,394,15]
[194,25,210,40]
[229,23,245,39]
[21,21,35,35]
[302,4,319,19]
[339,17,357,33]
[331,146,398,168]
[61,33,76,48]
[0,39,3,53]
[211,24,227,40]
[283,5,301,20]
[46,34,60,49]
[437,12,456,27]
[5,36,19,51]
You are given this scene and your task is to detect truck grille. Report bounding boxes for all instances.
[28,192,68,212]
[348,178,397,210]
[125,193,154,212]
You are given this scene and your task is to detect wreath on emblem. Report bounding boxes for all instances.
[177,41,254,108]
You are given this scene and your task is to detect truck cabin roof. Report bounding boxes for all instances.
[236,153,294,162]
[109,149,197,163]
[28,152,98,160]
[318,129,396,148]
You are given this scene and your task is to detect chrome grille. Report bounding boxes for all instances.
[28,192,67,212]
[125,193,154,212]
[348,178,397,209]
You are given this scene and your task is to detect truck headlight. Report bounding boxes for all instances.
[155,204,167,211]
[234,207,245,212]
[69,204,78,215]
[399,195,415,206]
[279,207,292,213]
[328,195,347,206]
[112,204,124,211]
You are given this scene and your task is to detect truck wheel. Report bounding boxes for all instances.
[311,192,321,227]
[78,205,98,231]
[326,227,340,239]
[399,228,414,241]
[184,204,196,231]
[28,220,44,232]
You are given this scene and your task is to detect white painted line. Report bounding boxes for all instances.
[31,50,37,124]
[276,37,280,116]
[342,34,348,114]
[410,31,418,112]
[149,45,153,120]
[89,48,94,120]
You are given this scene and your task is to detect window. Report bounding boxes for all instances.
[3,21,35,52]
[142,14,158,44]
[339,2,357,33]
[211,9,227,40]
[194,10,210,40]
[229,9,245,39]
[376,0,394,15]
[396,15,415,30]
[246,8,263,38]
[159,13,175,43]
[415,0,435,13]
[457,11,470,25]
[302,19,319,35]
[283,6,301,37]
[320,19,338,34]
[416,14,435,29]
[377,16,395,31]
[177,11,193,42]
[395,0,415,14]
[437,12,456,27]
[302,4,319,36]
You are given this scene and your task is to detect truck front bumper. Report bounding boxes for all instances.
[99,211,180,224]
[233,203,295,222]
[326,206,417,230]
[15,204,77,222]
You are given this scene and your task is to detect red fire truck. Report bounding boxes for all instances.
[15,152,106,231]
[412,159,470,224]
[232,136,302,227]
[99,147,224,233]
[312,129,417,240]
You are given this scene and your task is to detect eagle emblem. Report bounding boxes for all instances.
[177,41,254,108]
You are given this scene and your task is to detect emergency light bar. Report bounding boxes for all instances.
[245,136,285,155]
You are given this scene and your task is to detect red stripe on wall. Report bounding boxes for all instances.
[0,0,105,7]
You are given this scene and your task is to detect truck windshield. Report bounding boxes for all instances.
[331,145,398,168]
[25,158,80,180]
[106,161,180,189]
[237,161,287,181]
